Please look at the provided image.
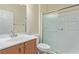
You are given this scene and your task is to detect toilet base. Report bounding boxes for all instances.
[37,49,56,54]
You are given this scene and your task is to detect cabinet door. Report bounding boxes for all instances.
[24,39,37,54]
[0,44,24,54]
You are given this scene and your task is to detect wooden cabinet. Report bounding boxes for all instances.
[0,44,24,54]
[0,39,37,54]
[24,39,37,54]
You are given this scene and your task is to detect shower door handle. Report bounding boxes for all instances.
[57,27,63,31]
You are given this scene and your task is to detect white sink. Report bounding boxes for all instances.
[6,35,31,42]
[0,34,11,42]
[0,34,33,42]
[6,38,24,42]
[0,42,9,48]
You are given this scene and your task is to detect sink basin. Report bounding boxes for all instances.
[6,37,23,42]
[0,34,11,42]
[0,33,33,43]
[6,35,31,42]
[0,42,9,48]
[7,39,20,42]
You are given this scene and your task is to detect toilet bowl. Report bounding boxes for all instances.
[37,43,51,54]
[33,34,55,54]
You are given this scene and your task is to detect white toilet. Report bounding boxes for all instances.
[33,34,55,54]
[37,43,51,54]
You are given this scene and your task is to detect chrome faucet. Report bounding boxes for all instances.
[10,30,17,37]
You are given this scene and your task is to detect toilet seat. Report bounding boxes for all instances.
[37,43,50,50]
[37,43,55,54]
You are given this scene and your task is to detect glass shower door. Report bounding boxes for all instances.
[42,13,65,53]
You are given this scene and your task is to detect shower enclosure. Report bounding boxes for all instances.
[42,7,79,54]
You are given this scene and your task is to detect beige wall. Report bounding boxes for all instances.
[27,4,39,34]
[40,4,48,13]
[0,4,26,32]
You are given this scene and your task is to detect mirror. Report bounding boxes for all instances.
[0,5,26,34]
[0,10,13,34]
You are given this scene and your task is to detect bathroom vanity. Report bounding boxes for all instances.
[0,9,37,54]
[0,34,37,54]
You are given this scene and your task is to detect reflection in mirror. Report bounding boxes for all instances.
[0,4,26,35]
[0,10,13,34]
